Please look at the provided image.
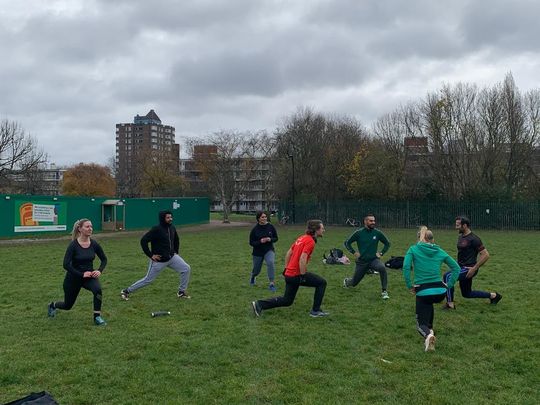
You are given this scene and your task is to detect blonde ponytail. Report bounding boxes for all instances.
[417,226,434,243]
[71,218,90,240]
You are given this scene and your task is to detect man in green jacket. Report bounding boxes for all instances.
[343,214,391,299]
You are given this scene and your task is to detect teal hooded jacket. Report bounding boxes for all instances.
[403,242,460,296]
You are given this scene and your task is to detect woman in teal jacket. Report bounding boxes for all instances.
[403,226,460,352]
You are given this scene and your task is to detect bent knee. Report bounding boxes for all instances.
[282,299,295,307]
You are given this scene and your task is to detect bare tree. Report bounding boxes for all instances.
[371,104,429,199]
[499,73,540,198]
[421,83,481,199]
[0,120,47,192]
[274,107,367,209]
[191,131,261,222]
[246,130,278,211]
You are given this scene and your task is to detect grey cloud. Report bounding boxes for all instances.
[460,0,540,53]
[1,0,539,166]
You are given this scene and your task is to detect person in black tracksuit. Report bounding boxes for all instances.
[249,211,279,291]
[121,210,192,300]
[48,218,108,326]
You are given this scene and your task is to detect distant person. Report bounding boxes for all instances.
[48,219,108,326]
[403,226,460,351]
[343,214,391,299]
[249,211,279,291]
[442,216,502,309]
[251,220,329,318]
[121,210,191,300]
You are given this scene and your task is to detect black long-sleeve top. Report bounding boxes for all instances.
[63,239,107,278]
[140,224,179,262]
[249,223,278,257]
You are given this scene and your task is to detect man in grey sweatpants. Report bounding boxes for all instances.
[121,210,192,300]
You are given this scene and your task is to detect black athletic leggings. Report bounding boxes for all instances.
[54,274,102,312]
[258,272,327,312]
[415,293,446,338]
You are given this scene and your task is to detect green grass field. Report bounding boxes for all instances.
[1,225,539,404]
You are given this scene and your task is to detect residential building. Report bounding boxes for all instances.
[4,163,66,195]
[115,110,179,196]
[180,144,277,212]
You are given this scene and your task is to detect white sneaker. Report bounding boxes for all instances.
[424,333,436,352]
[381,291,389,300]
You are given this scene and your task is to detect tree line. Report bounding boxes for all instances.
[1,73,538,205]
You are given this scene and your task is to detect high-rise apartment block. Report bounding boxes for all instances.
[115,110,179,196]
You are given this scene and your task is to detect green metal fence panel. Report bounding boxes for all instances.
[279,200,540,230]
[0,194,209,238]
[124,197,209,229]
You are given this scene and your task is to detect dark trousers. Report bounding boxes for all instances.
[257,272,327,312]
[347,258,387,290]
[444,268,491,302]
[54,274,103,312]
[416,293,446,338]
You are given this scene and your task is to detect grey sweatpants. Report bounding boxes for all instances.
[127,254,191,293]
[346,258,387,291]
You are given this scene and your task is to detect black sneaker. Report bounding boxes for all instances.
[177,290,191,299]
[251,301,262,317]
[309,310,330,317]
[490,292,502,305]
[47,302,56,318]
[120,289,130,301]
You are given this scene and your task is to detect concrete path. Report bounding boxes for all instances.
[0,220,252,245]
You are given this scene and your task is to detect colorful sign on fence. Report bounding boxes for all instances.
[13,200,67,232]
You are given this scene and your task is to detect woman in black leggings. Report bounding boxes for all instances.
[48,218,108,326]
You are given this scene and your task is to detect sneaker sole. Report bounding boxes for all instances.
[425,334,436,352]
[309,312,329,317]
[120,290,129,301]
[251,301,260,317]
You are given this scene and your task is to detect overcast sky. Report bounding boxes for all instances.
[1,0,539,166]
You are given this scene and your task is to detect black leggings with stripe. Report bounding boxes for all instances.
[415,293,446,338]
[54,274,102,312]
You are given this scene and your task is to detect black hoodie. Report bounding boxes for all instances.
[140,210,180,262]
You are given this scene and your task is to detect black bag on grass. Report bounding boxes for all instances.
[4,391,59,405]
[323,248,350,265]
[385,256,404,269]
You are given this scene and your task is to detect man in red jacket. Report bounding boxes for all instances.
[251,220,328,317]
